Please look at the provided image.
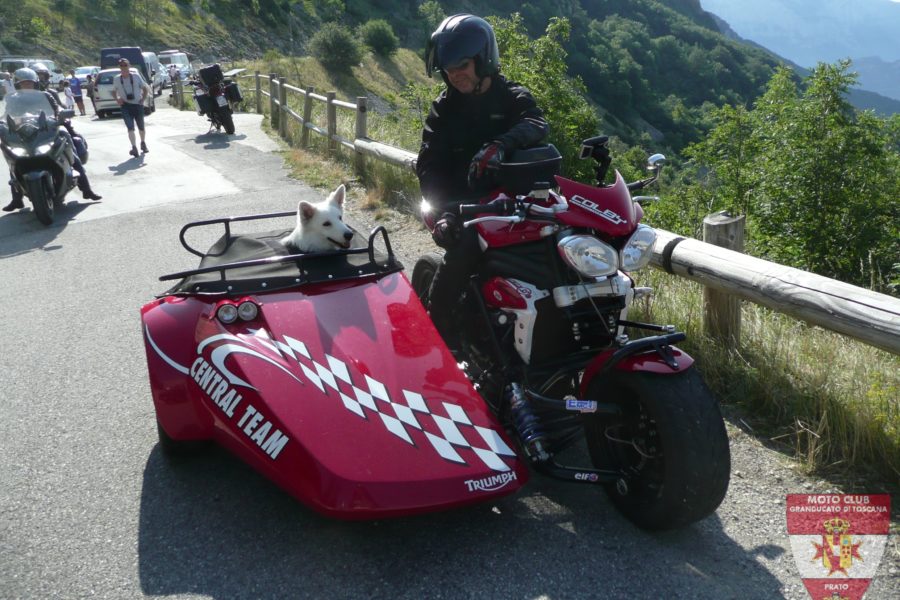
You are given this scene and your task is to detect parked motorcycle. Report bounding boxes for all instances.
[188,63,240,135]
[0,90,78,225]
[412,137,731,530]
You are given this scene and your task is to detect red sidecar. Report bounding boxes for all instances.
[141,211,528,519]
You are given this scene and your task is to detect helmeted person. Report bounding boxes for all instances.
[2,68,101,212]
[30,62,58,98]
[416,13,549,350]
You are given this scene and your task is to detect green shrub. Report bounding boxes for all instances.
[360,19,399,57]
[308,23,363,72]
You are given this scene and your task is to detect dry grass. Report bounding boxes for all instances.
[633,270,900,488]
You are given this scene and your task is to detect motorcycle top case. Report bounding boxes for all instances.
[497,144,562,195]
[198,63,224,87]
[141,226,528,519]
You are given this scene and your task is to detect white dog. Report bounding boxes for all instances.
[281,184,354,252]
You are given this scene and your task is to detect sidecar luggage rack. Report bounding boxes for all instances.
[158,211,402,297]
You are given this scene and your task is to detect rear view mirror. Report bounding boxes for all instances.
[59,109,75,120]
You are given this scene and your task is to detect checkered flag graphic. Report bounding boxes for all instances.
[252,331,516,472]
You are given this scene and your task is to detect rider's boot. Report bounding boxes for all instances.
[77,176,102,201]
[3,183,24,211]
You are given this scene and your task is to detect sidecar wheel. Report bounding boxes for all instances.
[411,252,443,304]
[26,176,54,225]
[583,369,730,530]
[156,420,207,459]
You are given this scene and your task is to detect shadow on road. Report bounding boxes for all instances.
[193,132,248,150]
[109,155,147,175]
[0,200,95,256]
[137,445,786,599]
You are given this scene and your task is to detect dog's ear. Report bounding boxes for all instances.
[299,200,316,222]
[329,184,346,209]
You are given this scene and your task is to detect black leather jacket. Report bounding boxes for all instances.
[416,74,549,210]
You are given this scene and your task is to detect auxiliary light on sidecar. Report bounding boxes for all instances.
[237,300,259,321]
[216,303,239,324]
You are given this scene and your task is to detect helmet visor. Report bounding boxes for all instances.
[428,30,486,73]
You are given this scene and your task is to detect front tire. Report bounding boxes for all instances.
[583,369,730,530]
[411,252,443,304]
[25,175,54,225]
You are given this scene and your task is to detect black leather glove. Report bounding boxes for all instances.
[431,212,461,248]
[467,142,505,189]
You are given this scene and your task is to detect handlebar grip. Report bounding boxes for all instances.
[458,198,515,218]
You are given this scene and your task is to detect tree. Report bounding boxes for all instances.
[678,61,899,292]
[308,22,363,72]
[360,19,398,57]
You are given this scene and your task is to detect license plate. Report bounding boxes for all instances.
[216,96,227,107]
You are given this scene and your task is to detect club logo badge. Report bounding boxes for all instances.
[786,494,891,600]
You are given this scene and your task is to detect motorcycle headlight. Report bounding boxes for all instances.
[9,146,28,157]
[621,224,657,272]
[557,234,619,278]
[36,142,53,154]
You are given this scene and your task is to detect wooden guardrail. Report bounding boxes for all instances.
[232,71,900,356]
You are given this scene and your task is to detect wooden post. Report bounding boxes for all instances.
[174,78,182,108]
[301,86,314,148]
[702,211,745,348]
[254,71,261,114]
[278,77,288,140]
[354,96,367,173]
[326,91,337,152]
[269,73,278,129]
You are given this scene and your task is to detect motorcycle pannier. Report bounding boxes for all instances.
[498,144,563,195]
[194,94,215,116]
[199,63,224,87]
[225,82,243,103]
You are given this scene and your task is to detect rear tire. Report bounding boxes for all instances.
[220,108,235,135]
[583,369,730,530]
[25,176,54,225]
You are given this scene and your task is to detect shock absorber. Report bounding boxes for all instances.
[507,382,550,462]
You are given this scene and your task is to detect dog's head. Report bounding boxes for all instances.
[286,184,354,252]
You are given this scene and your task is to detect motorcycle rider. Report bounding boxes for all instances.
[416,14,549,350]
[2,68,101,212]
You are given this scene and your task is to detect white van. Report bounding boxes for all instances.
[142,51,163,96]
[0,57,65,85]
[158,50,193,81]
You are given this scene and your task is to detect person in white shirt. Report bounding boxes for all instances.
[1,72,15,99]
[61,80,75,110]
[111,58,151,157]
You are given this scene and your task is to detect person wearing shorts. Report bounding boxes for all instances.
[111,58,151,158]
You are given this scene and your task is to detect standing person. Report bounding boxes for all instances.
[85,74,97,114]
[61,79,75,110]
[416,13,549,350]
[0,72,14,99]
[111,57,150,158]
[68,70,86,116]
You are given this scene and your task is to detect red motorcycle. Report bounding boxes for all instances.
[412,136,730,529]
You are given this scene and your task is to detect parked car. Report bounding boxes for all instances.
[73,66,101,85]
[92,67,156,118]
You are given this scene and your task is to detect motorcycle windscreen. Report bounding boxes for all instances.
[144,272,527,519]
[555,171,638,237]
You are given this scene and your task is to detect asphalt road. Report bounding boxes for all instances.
[0,100,896,600]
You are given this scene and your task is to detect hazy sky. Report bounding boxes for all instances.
[699,0,900,65]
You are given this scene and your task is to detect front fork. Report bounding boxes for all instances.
[507,332,692,486]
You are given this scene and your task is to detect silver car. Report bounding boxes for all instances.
[92,67,156,119]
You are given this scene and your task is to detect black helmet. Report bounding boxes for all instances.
[426,14,500,81]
